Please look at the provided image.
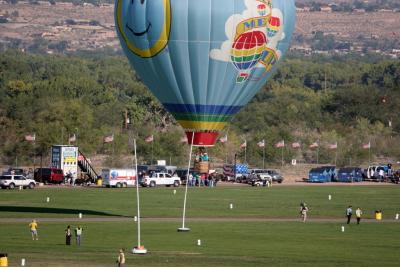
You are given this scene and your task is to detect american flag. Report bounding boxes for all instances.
[219,135,228,143]
[275,140,285,148]
[180,135,188,143]
[257,140,265,148]
[240,140,247,148]
[69,134,76,143]
[362,142,371,149]
[103,134,114,143]
[145,135,154,143]
[328,142,337,149]
[25,133,35,142]
[291,142,301,149]
[309,142,319,149]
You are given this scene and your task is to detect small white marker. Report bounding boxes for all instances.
[19,185,23,190]
[173,189,176,195]
[21,258,26,266]
[46,197,50,203]
[197,239,201,246]
[341,226,345,232]
[229,203,233,209]
[396,213,399,220]
[134,216,138,222]
[328,195,332,200]
[78,213,82,219]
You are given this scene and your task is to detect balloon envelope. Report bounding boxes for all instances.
[115,0,296,146]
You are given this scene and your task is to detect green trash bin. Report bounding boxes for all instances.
[0,253,8,267]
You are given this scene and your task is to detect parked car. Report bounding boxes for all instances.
[337,167,363,182]
[248,169,284,184]
[308,167,334,183]
[174,168,196,184]
[141,172,181,187]
[0,174,36,189]
[34,168,64,184]
[2,167,26,175]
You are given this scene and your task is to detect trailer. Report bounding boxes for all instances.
[51,145,78,180]
[101,169,136,188]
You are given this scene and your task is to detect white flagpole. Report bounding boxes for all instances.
[262,140,265,169]
[132,139,147,254]
[178,133,195,232]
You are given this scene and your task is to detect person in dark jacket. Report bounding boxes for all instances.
[65,225,72,245]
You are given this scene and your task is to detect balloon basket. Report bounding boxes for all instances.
[132,246,147,254]
[177,227,190,232]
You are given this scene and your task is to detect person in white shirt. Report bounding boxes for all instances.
[356,207,362,225]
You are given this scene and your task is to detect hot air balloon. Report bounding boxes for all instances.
[268,16,281,37]
[115,0,296,147]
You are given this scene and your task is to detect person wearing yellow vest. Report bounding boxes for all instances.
[356,207,362,224]
[28,219,38,240]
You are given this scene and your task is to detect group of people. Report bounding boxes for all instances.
[187,173,217,187]
[195,148,209,162]
[299,204,363,224]
[65,225,83,246]
[28,220,126,266]
[346,206,363,224]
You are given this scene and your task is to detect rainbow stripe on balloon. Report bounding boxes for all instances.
[163,103,242,131]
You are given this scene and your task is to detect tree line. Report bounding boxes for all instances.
[0,50,399,168]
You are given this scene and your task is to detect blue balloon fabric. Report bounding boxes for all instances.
[116,0,296,146]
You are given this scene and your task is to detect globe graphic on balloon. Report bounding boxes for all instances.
[115,0,296,146]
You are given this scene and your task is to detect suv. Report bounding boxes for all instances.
[34,168,64,184]
[141,172,181,187]
[248,169,284,184]
[0,174,36,189]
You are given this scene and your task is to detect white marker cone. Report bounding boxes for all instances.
[21,258,25,266]
[19,185,23,191]
[229,203,233,209]
[341,226,345,232]
[46,197,50,203]
[396,213,399,220]
[173,189,176,195]
[134,216,138,222]
[328,195,331,200]
[78,213,82,219]
[197,239,201,246]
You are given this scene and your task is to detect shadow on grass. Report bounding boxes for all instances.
[0,206,127,217]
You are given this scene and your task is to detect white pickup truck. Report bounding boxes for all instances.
[141,172,181,187]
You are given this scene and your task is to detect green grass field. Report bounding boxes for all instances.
[0,185,399,266]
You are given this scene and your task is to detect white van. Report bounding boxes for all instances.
[101,169,136,188]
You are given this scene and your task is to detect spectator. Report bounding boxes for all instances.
[75,226,83,246]
[65,225,72,245]
[378,168,384,182]
[346,205,353,224]
[356,207,362,225]
[116,249,125,267]
[300,203,309,222]
[29,219,39,241]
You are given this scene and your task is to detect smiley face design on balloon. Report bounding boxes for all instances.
[115,0,171,58]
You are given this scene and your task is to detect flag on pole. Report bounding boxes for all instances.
[291,142,301,149]
[219,135,228,143]
[240,140,247,149]
[103,134,114,143]
[309,142,319,149]
[275,140,285,148]
[328,142,337,149]
[145,135,154,143]
[69,134,76,143]
[25,133,36,142]
[362,142,371,149]
[257,140,265,148]
[180,135,188,143]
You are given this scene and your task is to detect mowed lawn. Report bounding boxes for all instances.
[0,185,399,219]
[0,185,399,266]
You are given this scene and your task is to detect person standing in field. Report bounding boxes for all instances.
[65,225,72,245]
[300,202,309,222]
[29,219,39,240]
[75,226,83,246]
[346,206,353,224]
[356,207,362,225]
[116,249,125,267]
